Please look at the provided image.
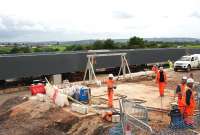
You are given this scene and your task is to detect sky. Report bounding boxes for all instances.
[0,0,200,42]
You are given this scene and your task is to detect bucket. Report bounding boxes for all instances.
[169,109,185,129]
[79,87,89,102]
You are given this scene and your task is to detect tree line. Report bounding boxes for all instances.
[65,36,176,51]
[0,36,197,54]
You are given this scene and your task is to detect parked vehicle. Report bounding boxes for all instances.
[174,54,200,72]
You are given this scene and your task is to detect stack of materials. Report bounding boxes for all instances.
[45,83,69,107]
[36,93,48,102]
[44,79,90,107]
[71,103,89,114]
[29,83,46,95]
[55,80,90,103]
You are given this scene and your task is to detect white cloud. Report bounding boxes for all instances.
[0,0,200,41]
[190,11,200,19]
[112,11,133,19]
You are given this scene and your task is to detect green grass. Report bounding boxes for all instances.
[1,43,200,54]
[0,46,13,54]
[183,44,200,48]
[48,45,68,52]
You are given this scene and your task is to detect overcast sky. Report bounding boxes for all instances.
[0,0,200,42]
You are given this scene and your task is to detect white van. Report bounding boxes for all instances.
[174,54,200,72]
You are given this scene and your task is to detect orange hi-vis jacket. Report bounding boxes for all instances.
[106,79,115,90]
[156,70,167,83]
[182,87,196,117]
[156,70,167,96]
[106,79,115,108]
[177,84,186,113]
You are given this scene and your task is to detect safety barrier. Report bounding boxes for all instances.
[119,97,200,135]
[119,98,153,135]
[196,83,200,109]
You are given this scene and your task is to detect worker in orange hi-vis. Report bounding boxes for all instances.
[156,67,167,97]
[175,76,187,114]
[105,74,116,108]
[182,78,196,126]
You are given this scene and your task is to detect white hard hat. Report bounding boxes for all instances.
[187,78,194,84]
[108,74,114,78]
[182,76,187,80]
[159,67,163,70]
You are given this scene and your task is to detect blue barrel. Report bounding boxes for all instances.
[169,109,185,129]
[79,87,89,102]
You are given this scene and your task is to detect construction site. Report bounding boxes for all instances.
[1,49,200,135]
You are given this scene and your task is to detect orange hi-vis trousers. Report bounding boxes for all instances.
[184,106,195,125]
[108,89,113,108]
[158,82,165,96]
[178,98,185,114]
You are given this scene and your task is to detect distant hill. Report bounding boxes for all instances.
[63,38,200,45]
[1,38,200,46]
[61,40,96,45]
[144,38,200,43]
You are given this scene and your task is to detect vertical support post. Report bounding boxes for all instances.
[88,57,92,82]
[117,56,123,79]
[83,58,89,82]
[89,57,97,82]
[91,56,94,81]
[117,66,122,80]
[122,55,126,78]
[84,55,97,83]
[123,55,132,79]
[118,54,132,79]
[161,97,163,120]
[119,98,125,135]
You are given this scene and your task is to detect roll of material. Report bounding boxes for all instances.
[71,103,88,114]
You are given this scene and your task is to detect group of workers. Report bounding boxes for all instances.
[106,64,197,126]
[153,64,196,126]
[176,75,196,126]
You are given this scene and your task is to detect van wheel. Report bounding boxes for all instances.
[174,68,178,72]
[186,65,191,72]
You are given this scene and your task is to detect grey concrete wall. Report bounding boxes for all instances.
[0,48,200,80]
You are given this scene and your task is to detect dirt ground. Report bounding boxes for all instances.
[0,91,29,106]
[91,82,174,109]
[92,69,200,109]
[1,69,200,135]
[0,98,112,135]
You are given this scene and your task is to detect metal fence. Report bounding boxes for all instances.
[119,98,200,135]
[196,83,200,110]
[119,98,153,135]
[118,84,200,135]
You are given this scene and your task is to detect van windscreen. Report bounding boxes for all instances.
[179,57,191,61]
